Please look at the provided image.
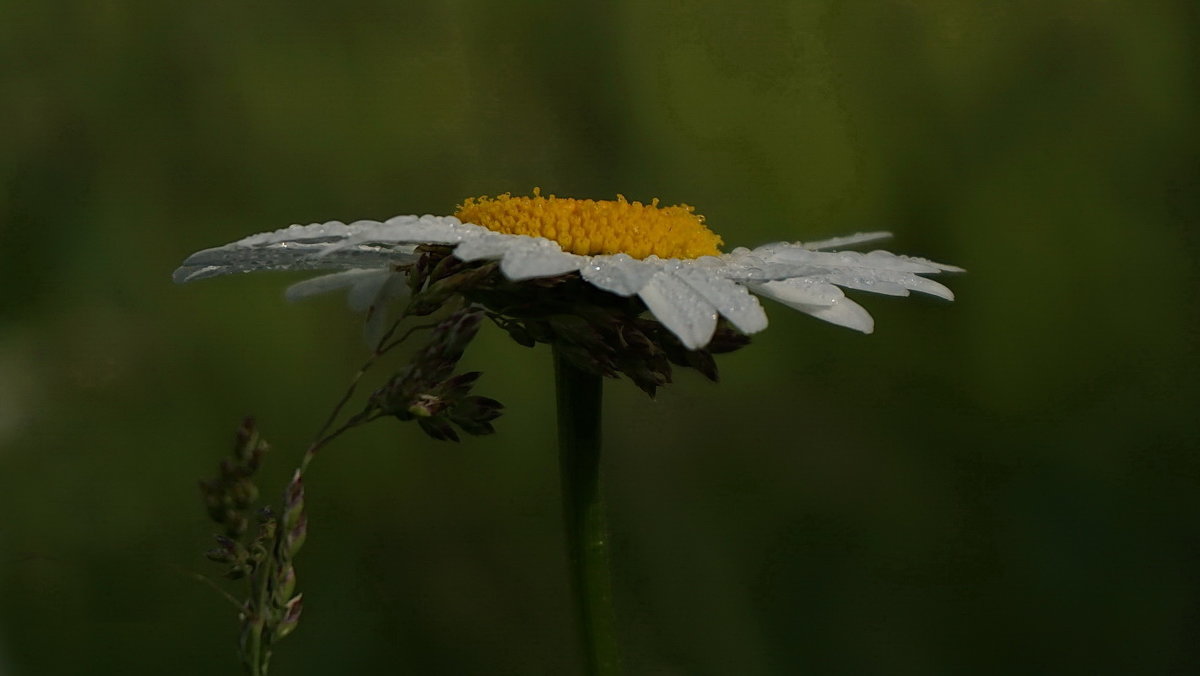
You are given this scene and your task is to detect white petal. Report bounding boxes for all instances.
[729,239,960,302]
[385,214,478,241]
[451,232,523,262]
[361,273,410,345]
[812,269,955,300]
[749,279,874,333]
[174,245,413,284]
[638,271,719,350]
[819,273,911,297]
[452,233,583,281]
[754,245,946,274]
[579,254,658,296]
[173,265,231,284]
[797,297,875,333]
[236,220,358,247]
[713,249,824,282]
[318,215,480,255]
[174,220,419,283]
[284,269,389,303]
[675,267,769,335]
[498,239,582,281]
[901,255,965,273]
[800,231,893,250]
[377,269,411,304]
[345,271,396,312]
[897,274,955,300]
[749,278,845,307]
[177,222,353,270]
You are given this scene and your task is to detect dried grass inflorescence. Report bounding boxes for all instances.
[200,419,305,675]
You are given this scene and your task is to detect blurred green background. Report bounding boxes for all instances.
[3,1,1199,674]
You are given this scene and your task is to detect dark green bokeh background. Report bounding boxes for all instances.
[3,2,1199,674]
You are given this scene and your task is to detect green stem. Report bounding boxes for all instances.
[553,348,621,676]
[243,572,269,676]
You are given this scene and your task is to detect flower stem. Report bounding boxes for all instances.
[553,348,621,676]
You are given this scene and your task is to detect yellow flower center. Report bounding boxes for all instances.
[454,190,723,259]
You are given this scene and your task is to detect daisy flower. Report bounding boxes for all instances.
[177,191,961,675]
[174,191,961,350]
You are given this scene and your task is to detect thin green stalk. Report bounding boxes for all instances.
[243,564,271,676]
[299,317,435,475]
[553,348,621,676]
[240,314,427,674]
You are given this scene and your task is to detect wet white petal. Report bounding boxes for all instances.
[285,268,409,314]
[711,249,821,282]
[675,267,769,335]
[386,214,477,238]
[749,278,845,307]
[749,279,874,332]
[825,270,955,300]
[901,255,965,273]
[236,221,358,247]
[754,245,948,274]
[638,271,719,350]
[362,273,410,345]
[579,253,658,296]
[173,265,228,284]
[498,239,582,280]
[174,220,420,284]
[319,215,481,255]
[345,271,396,312]
[453,233,583,280]
[896,274,955,300]
[284,269,390,303]
[800,231,893,250]
[174,245,413,284]
[797,297,875,333]
[452,232,525,262]
[818,274,911,297]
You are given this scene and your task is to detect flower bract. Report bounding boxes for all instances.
[174,193,960,350]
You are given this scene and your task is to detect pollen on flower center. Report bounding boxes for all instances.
[454,190,723,259]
